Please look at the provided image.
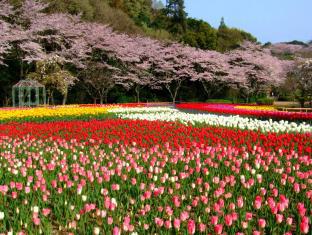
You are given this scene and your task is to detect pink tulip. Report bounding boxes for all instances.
[229,202,236,211]
[286,217,293,226]
[16,182,23,191]
[173,218,181,230]
[32,217,40,226]
[112,227,120,235]
[254,196,262,209]
[42,208,51,216]
[187,220,195,234]
[231,212,238,221]
[214,224,223,234]
[294,183,300,193]
[225,214,233,226]
[10,182,15,189]
[300,217,309,234]
[155,217,164,227]
[12,191,17,199]
[107,217,113,225]
[211,216,218,225]
[237,196,244,208]
[246,212,253,221]
[297,203,306,217]
[111,184,120,191]
[164,220,171,229]
[199,223,206,232]
[258,218,266,228]
[173,195,181,207]
[129,178,136,186]
[242,221,248,229]
[276,214,283,224]
[180,211,189,221]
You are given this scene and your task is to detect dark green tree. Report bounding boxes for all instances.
[165,0,187,35]
[216,17,257,52]
[219,17,227,30]
[183,18,217,50]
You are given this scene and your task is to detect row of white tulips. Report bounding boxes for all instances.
[109,107,312,133]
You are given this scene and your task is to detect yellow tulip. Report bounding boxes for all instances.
[0,105,119,121]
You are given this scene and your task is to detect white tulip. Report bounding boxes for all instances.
[93,227,100,235]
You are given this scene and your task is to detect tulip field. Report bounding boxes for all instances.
[0,104,311,234]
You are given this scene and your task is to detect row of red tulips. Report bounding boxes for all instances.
[0,119,311,155]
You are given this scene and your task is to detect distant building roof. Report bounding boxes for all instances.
[13,79,44,88]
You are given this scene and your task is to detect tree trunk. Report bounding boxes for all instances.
[202,80,225,100]
[20,59,24,80]
[202,82,211,99]
[104,91,108,104]
[62,92,68,105]
[135,85,140,103]
[100,96,104,104]
[165,80,182,104]
[51,91,54,105]
[93,98,97,104]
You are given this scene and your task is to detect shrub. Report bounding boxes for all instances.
[206,99,232,104]
[256,98,274,105]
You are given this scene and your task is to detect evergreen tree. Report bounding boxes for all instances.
[219,17,227,30]
[165,0,187,35]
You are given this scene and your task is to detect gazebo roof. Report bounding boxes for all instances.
[13,79,44,88]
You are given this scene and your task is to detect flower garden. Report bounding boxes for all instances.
[0,104,311,234]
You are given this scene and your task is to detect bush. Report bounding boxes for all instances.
[116,95,135,103]
[206,99,233,104]
[256,98,274,105]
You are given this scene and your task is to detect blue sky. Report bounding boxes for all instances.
[164,0,312,43]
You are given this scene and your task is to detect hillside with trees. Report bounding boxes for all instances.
[2,0,311,108]
[267,41,312,60]
[34,0,257,52]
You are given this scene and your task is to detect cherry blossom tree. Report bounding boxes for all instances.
[149,43,194,103]
[188,47,231,99]
[226,42,294,101]
[0,1,28,65]
[291,59,312,107]
[80,62,122,104]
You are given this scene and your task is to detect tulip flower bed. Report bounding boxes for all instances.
[0,104,157,123]
[0,119,311,155]
[176,103,312,121]
[0,104,311,234]
[0,119,311,234]
[110,107,312,133]
[0,106,116,123]
[235,105,276,111]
